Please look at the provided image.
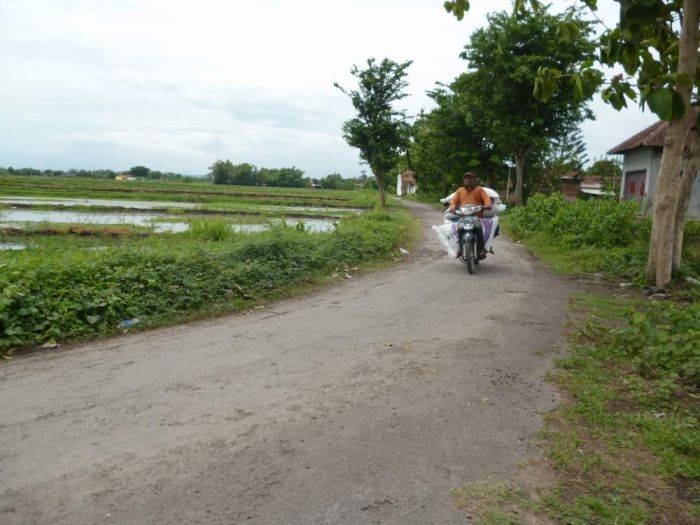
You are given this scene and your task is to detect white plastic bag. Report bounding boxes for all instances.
[433,223,460,258]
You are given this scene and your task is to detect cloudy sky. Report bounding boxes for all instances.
[0,0,657,178]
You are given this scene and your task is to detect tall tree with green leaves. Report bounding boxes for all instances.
[446,0,699,286]
[335,58,412,207]
[458,5,597,206]
[410,79,504,196]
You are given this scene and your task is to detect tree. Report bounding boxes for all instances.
[335,58,412,206]
[445,0,699,286]
[551,128,589,173]
[409,80,504,196]
[210,160,235,185]
[319,173,344,190]
[459,5,597,205]
[128,165,150,178]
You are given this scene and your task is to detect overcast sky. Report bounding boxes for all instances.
[0,0,658,178]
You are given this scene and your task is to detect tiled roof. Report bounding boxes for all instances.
[608,120,668,154]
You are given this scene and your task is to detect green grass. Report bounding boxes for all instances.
[450,296,699,524]
[0,208,418,352]
[451,196,698,524]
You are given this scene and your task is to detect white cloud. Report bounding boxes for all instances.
[0,0,657,177]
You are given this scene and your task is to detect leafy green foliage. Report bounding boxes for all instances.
[604,302,700,384]
[186,218,234,241]
[335,58,412,205]
[0,210,413,351]
[550,128,589,174]
[409,81,505,196]
[210,161,308,188]
[128,166,150,178]
[447,1,698,123]
[458,5,597,203]
[507,193,642,248]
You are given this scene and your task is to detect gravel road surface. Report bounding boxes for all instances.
[0,201,572,524]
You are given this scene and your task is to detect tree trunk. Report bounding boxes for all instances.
[376,174,387,207]
[645,0,699,287]
[513,153,525,206]
[672,137,699,268]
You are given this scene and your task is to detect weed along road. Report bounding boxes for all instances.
[0,201,573,524]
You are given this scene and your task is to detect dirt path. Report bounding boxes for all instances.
[0,201,573,524]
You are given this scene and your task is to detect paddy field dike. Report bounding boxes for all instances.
[0,175,416,353]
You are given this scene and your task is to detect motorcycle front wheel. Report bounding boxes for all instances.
[464,237,477,274]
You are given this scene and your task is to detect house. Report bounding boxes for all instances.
[115,174,137,181]
[396,170,417,196]
[580,176,611,198]
[559,171,581,201]
[608,119,700,218]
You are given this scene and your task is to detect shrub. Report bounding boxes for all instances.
[187,218,234,241]
[508,193,643,248]
[583,301,699,386]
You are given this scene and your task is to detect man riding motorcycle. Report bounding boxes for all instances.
[448,172,491,260]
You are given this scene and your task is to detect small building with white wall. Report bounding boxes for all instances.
[396,170,417,196]
[608,120,699,219]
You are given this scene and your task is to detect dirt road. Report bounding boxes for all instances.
[0,201,572,524]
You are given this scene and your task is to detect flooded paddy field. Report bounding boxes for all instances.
[0,175,377,209]
[0,208,337,235]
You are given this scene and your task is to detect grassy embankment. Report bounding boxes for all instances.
[0,177,418,354]
[1,210,418,353]
[451,194,699,525]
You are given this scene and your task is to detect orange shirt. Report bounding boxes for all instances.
[449,186,491,212]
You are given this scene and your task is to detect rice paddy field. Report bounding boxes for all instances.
[0,175,416,353]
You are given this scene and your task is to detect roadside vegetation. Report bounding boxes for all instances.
[452,293,699,525]
[503,193,700,285]
[0,208,417,353]
[453,196,699,524]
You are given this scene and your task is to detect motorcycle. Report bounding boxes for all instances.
[433,188,504,274]
[445,205,488,274]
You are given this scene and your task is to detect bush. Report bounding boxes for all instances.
[0,210,413,351]
[187,218,234,241]
[583,300,699,386]
[508,193,643,248]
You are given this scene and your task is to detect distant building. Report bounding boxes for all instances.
[115,174,137,181]
[608,119,700,219]
[559,171,581,202]
[580,176,611,198]
[396,170,417,196]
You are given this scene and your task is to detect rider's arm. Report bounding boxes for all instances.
[449,189,462,211]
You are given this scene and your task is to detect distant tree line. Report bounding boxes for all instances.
[209,161,308,187]
[209,160,373,190]
[0,165,200,182]
[1,163,372,191]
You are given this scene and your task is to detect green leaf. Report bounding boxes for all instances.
[646,88,686,121]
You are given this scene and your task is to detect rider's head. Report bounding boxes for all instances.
[463,172,478,190]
